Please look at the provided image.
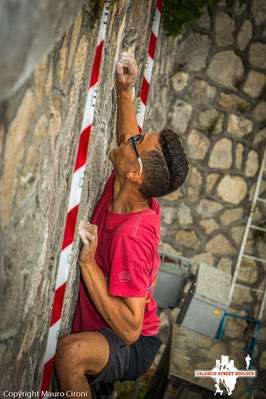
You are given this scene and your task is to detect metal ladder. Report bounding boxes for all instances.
[229,147,266,321]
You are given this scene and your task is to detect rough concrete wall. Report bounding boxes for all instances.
[145,0,266,393]
[0,0,88,100]
[0,0,155,392]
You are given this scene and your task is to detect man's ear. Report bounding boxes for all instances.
[127,168,143,184]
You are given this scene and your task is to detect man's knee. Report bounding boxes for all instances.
[55,332,110,375]
[55,336,83,372]
[57,335,71,350]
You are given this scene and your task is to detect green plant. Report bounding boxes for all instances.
[162,0,221,36]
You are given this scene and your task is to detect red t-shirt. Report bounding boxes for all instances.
[71,169,161,336]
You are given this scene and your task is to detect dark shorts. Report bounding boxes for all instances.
[86,327,161,398]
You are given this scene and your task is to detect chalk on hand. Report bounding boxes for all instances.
[78,221,89,245]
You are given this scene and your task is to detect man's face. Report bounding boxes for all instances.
[109,133,160,176]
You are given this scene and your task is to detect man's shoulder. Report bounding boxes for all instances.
[113,215,160,250]
[138,214,160,245]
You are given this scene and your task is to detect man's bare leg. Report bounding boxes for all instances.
[55,331,110,399]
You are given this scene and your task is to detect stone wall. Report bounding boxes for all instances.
[145,0,266,394]
[0,0,156,391]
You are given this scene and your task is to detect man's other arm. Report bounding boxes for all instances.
[80,258,146,345]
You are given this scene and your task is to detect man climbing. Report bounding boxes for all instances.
[54,53,189,399]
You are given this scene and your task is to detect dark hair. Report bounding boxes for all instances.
[139,129,189,199]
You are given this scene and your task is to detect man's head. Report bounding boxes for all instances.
[140,129,189,198]
[109,129,189,199]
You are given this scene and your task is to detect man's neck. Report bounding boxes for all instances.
[111,185,150,214]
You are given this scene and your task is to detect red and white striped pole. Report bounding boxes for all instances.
[39,0,163,395]
[39,2,110,395]
[137,0,163,132]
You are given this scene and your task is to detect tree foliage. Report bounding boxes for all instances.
[162,0,221,36]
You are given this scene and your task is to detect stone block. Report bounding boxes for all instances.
[186,167,203,203]
[199,218,219,234]
[253,128,266,145]
[187,187,200,203]
[175,230,200,249]
[218,93,249,112]
[189,79,216,105]
[253,101,266,122]
[177,202,193,226]
[198,109,224,134]
[252,0,266,25]
[249,42,266,68]
[237,20,252,51]
[174,32,211,72]
[217,175,248,204]
[215,11,235,46]
[243,71,266,98]
[196,199,223,218]
[170,100,192,133]
[230,225,245,245]
[245,150,259,177]
[206,173,220,192]
[161,206,177,225]
[172,71,189,92]
[217,258,233,275]
[187,129,209,160]
[220,208,243,225]
[207,51,244,89]
[238,259,258,284]
[206,234,235,255]
[209,138,233,169]
[235,143,244,169]
[227,114,253,137]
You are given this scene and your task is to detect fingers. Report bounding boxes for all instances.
[80,220,97,232]
[79,231,89,245]
[116,52,138,77]
[120,51,135,62]
[78,221,97,245]
[121,57,138,76]
[78,222,89,245]
[115,62,123,76]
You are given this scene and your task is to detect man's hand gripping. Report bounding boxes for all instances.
[78,220,98,267]
[115,52,139,90]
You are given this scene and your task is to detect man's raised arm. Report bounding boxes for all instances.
[115,53,139,145]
